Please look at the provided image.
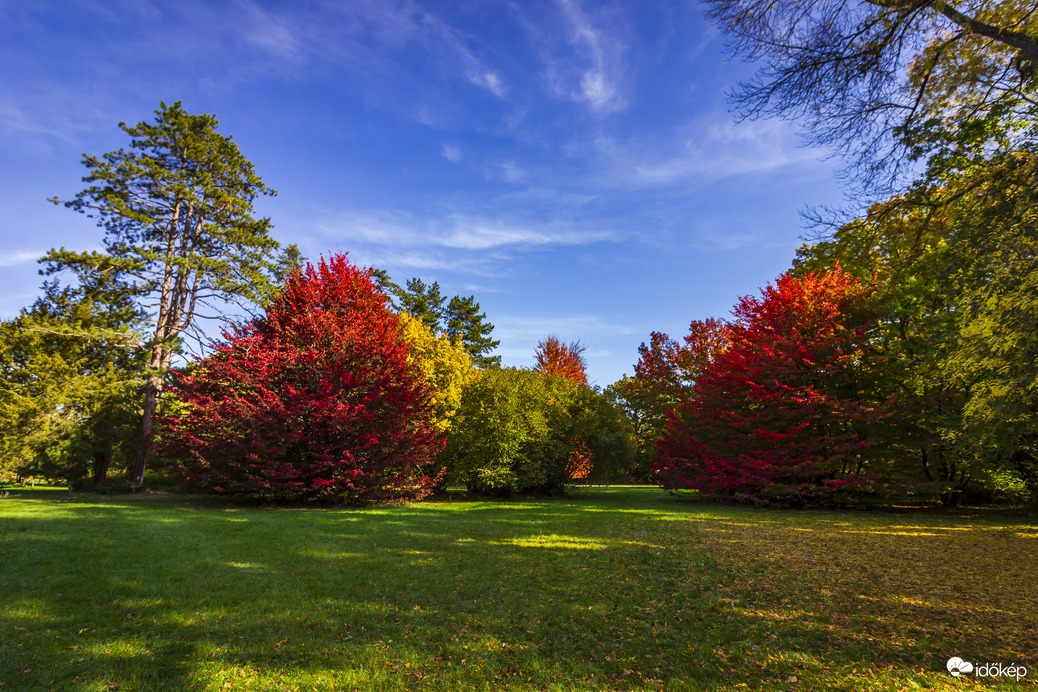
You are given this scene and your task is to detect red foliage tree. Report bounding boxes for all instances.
[534,335,588,384]
[160,253,443,503]
[654,267,892,506]
[631,318,730,431]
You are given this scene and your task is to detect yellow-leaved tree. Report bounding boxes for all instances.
[398,312,478,433]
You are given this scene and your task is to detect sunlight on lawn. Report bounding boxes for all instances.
[1,487,1034,691]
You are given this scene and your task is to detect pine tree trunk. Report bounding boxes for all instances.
[129,348,168,487]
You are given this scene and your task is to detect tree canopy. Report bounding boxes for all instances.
[793,144,1038,503]
[706,0,1038,189]
[397,311,477,433]
[161,254,443,504]
[376,273,501,368]
[534,336,588,384]
[0,276,146,487]
[443,367,633,495]
[655,268,893,506]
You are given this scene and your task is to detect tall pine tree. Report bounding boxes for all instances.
[46,102,296,486]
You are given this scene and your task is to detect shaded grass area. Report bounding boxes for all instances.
[0,487,1035,690]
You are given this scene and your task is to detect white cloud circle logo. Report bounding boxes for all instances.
[947,657,974,676]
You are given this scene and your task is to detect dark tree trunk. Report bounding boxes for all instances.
[129,374,163,487]
[92,449,110,487]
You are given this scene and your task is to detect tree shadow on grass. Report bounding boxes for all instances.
[0,493,1034,690]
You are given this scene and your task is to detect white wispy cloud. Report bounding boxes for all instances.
[441,143,462,163]
[0,104,93,148]
[548,0,626,113]
[236,1,307,62]
[632,117,822,183]
[568,112,827,191]
[494,314,636,340]
[320,211,616,252]
[314,209,619,277]
[438,217,614,250]
[499,161,526,182]
[0,250,43,267]
[468,70,507,98]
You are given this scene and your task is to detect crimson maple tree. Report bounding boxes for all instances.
[534,335,588,384]
[654,267,892,506]
[160,253,443,503]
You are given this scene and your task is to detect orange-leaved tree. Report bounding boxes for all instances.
[534,335,587,384]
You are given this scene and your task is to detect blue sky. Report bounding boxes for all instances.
[0,0,846,385]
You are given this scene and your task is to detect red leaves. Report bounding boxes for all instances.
[534,335,588,384]
[160,253,443,503]
[654,266,888,506]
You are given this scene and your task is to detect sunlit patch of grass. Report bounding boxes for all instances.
[0,486,1034,690]
[489,535,612,549]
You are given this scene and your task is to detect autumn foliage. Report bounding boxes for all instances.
[160,254,443,503]
[655,267,892,506]
[619,319,730,469]
[534,335,587,384]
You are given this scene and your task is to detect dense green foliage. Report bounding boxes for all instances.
[792,143,1038,504]
[0,277,145,487]
[443,368,633,495]
[443,295,501,368]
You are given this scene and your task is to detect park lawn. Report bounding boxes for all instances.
[0,487,1034,691]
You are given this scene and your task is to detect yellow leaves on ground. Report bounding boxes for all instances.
[675,511,1038,665]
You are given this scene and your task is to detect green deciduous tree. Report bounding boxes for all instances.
[46,101,296,486]
[443,368,634,495]
[794,142,1038,504]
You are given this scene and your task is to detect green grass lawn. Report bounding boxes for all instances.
[1,487,1035,691]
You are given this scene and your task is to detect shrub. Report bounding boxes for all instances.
[444,368,634,495]
[160,254,443,504]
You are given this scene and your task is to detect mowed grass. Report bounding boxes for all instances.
[0,487,1035,691]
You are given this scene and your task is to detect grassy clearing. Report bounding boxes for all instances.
[0,487,1034,691]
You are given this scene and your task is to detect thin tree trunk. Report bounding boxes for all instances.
[129,376,161,487]
[92,448,110,487]
[129,344,168,487]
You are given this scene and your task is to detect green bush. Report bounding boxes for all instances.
[443,368,634,495]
